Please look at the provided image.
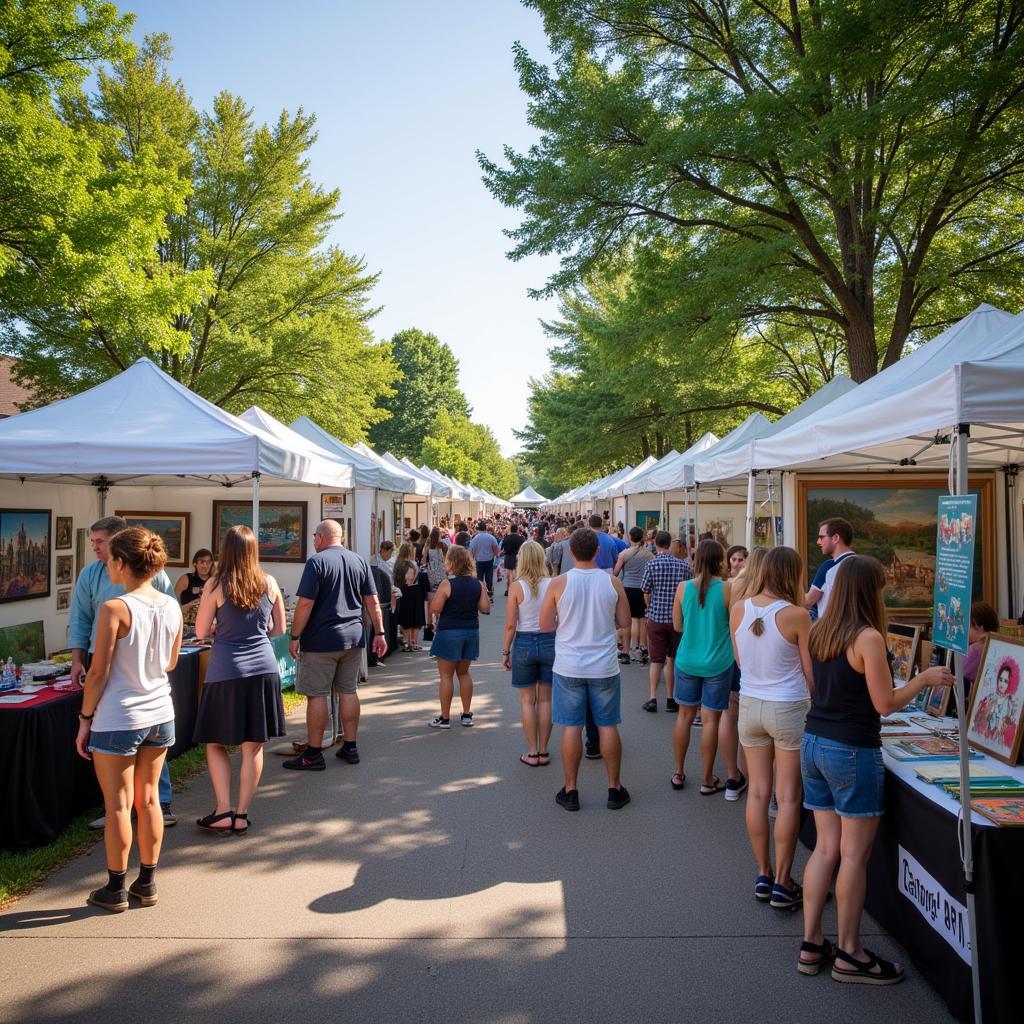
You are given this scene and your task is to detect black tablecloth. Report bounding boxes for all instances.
[0,651,200,852]
[801,768,1023,1021]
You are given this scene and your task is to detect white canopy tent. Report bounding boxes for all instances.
[510,485,548,507]
[593,456,657,500]
[289,417,416,492]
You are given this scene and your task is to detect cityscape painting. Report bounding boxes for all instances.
[0,509,51,604]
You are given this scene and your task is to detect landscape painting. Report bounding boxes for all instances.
[116,512,190,567]
[213,501,307,563]
[0,510,51,603]
[801,479,990,611]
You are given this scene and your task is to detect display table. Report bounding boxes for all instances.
[0,649,201,852]
[801,729,1024,1022]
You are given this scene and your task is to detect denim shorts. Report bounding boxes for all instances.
[511,631,555,688]
[430,627,480,662]
[673,665,734,711]
[801,733,885,818]
[88,720,175,756]
[552,672,621,727]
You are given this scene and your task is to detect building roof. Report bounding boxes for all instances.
[0,357,33,418]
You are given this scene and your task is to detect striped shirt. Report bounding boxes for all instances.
[640,553,693,624]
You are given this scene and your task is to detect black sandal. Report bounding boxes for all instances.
[196,810,235,834]
[671,772,685,790]
[797,937,835,976]
[232,813,250,836]
[831,947,904,985]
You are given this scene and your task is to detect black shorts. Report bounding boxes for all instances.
[625,586,647,619]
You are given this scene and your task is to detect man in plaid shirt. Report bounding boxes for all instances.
[641,531,692,712]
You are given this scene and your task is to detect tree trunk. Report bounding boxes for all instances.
[844,315,879,382]
[683,418,692,450]
[640,433,651,458]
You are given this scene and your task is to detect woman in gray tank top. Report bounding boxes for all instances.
[193,526,287,835]
[614,528,653,664]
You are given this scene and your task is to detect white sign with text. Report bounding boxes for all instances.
[898,845,971,964]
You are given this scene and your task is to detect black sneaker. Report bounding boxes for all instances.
[665,698,679,712]
[642,698,658,712]
[429,716,451,729]
[128,880,158,907]
[460,712,475,727]
[87,886,128,913]
[639,647,649,665]
[161,803,177,827]
[607,786,631,810]
[555,787,580,811]
[283,749,326,771]
[725,773,748,801]
[770,880,803,910]
[584,746,602,760]
[617,652,631,665]
[336,745,360,764]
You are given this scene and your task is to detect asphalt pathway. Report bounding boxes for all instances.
[0,586,952,1023]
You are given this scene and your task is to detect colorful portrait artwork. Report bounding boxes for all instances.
[967,636,1024,766]
[972,797,1024,827]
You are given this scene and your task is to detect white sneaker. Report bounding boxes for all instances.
[429,716,451,730]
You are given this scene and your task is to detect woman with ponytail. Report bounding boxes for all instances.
[74,527,183,912]
[670,539,736,794]
[729,546,812,910]
[193,525,287,835]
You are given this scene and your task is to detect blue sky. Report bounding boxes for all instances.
[123,0,559,455]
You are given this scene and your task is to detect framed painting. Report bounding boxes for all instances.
[798,475,994,615]
[886,623,921,687]
[55,554,73,584]
[75,527,86,581]
[56,587,71,612]
[702,516,736,548]
[0,621,46,662]
[0,510,51,603]
[115,511,190,568]
[922,684,951,717]
[965,634,1024,766]
[635,510,660,531]
[321,494,347,525]
[55,516,73,550]
[212,501,307,563]
[392,499,402,543]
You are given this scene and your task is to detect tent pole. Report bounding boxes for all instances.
[1003,465,1018,615]
[693,484,700,537]
[768,472,777,546]
[251,472,261,538]
[659,490,665,532]
[952,424,982,1024]
[683,487,690,548]
[745,470,757,550]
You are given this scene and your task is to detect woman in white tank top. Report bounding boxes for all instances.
[502,542,555,766]
[728,546,812,910]
[75,527,183,913]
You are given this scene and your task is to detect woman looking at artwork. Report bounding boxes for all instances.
[427,545,490,729]
[75,527,182,911]
[502,541,555,765]
[799,555,954,983]
[193,525,287,834]
[175,549,215,607]
[964,601,999,693]
[730,546,812,910]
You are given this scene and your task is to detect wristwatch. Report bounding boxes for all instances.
[502,650,511,656]
[78,711,94,721]
[289,634,300,641]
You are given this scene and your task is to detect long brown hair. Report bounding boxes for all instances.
[215,525,266,610]
[693,538,725,607]
[809,555,887,661]
[747,547,803,636]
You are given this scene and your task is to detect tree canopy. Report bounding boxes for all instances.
[421,408,519,499]
[1,12,394,441]
[368,328,471,458]
[481,1,1024,382]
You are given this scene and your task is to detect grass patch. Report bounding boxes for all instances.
[282,688,305,714]
[0,741,216,908]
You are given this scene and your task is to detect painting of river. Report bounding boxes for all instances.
[212,501,308,563]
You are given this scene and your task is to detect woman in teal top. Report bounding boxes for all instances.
[670,540,735,794]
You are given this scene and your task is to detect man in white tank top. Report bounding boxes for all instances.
[539,528,632,811]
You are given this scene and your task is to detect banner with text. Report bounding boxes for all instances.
[932,494,977,655]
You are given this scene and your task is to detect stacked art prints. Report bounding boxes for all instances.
[0,510,51,603]
[886,623,920,686]
[116,512,190,568]
[966,634,1024,766]
[213,501,307,563]
[801,478,992,612]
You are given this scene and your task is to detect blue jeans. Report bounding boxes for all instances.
[476,560,495,591]
[88,724,173,804]
[801,733,885,818]
[552,673,622,727]
[511,631,555,687]
[673,665,734,711]
[159,761,172,804]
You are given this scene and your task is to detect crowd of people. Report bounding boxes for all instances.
[71,508,957,987]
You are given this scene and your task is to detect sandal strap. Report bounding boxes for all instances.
[197,811,234,827]
[800,938,832,955]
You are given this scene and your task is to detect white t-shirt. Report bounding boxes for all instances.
[816,550,855,618]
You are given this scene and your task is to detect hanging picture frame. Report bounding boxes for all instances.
[55,516,73,550]
[886,622,921,687]
[212,501,307,563]
[115,511,190,568]
[0,509,51,603]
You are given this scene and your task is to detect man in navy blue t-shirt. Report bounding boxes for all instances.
[284,520,387,772]
[804,517,855,620]
[589,514,621,572]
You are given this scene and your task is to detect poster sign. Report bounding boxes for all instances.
[932,494,977,654]
[898,845,971,964]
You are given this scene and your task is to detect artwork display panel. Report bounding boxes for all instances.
[965,634,1024,766]
[55,555,73,585]
[212,501,308,563]
[886,623,921,687]
[798,476,994,614]
[55,516,72,550]
[56,588,71,612]
[115,512,190,568]
[0,510,51,603]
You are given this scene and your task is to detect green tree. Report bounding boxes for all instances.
[480,1,1024,381]
[368,328,471,459]
[1,5,201,390]
[422,408,518,499]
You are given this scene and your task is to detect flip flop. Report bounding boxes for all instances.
[700,777,725,795]
[537,751,551,766]
[520,753,540,767]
